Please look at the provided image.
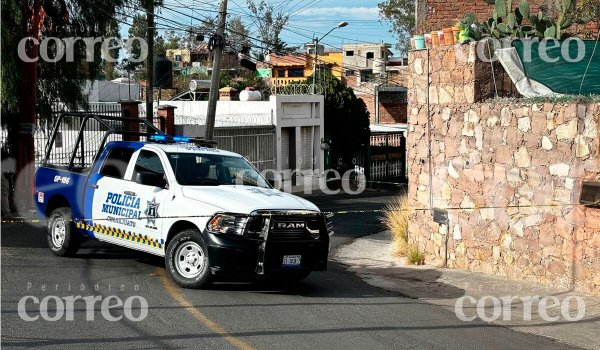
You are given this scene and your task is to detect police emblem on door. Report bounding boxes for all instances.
[144,198,160,229]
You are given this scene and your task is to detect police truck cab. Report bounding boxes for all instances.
[35,114,331,288]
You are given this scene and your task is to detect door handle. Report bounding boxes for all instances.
[88,184,99,189]
[124,191,137,196]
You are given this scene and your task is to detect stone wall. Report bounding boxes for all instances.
[408,43,518,105]
[419,0,597,35]
[407,47,600,295]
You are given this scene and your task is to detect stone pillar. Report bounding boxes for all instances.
[119,100,141,141]
[157,105,177,135]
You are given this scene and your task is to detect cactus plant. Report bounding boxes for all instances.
[471,0,576,41]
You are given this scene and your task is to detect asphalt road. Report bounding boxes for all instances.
[1,188,577,349]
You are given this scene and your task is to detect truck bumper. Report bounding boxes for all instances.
[204,231,328,276]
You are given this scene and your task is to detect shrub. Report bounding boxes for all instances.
[382,195,410,256]
[407,244,425,265]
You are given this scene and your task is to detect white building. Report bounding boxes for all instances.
[84,79,140,102]
[154,95,325,191]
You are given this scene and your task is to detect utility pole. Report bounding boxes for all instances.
[311,22,348,95]
[312,37,318,94]
[204,0,228,142]
[146,0,155,124]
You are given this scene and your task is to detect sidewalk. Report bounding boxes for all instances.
[334,231,600,350]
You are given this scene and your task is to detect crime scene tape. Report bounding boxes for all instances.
[0,202,591,225]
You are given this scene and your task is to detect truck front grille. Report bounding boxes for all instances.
[245,211,325,241]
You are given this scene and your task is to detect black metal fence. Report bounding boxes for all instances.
[0,103,124,167]
[370,131,407,182]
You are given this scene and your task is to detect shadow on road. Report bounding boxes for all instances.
[351,264,467,300]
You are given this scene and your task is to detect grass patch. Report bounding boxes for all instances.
[382,195,426,265]
[407,245,425,265]
[381,196,410,257]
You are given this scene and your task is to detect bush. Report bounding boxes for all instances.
[407,244,425,265]
[382,196,410,256]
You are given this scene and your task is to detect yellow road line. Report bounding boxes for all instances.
[156,267,256,350]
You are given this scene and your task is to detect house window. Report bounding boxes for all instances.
[366,52,374,59]
[361,71,374,82]
[345,69,355,76]
[345,50,354,56]
[175,55,182,61]
[288,68,304,78]
[277,69,286,77]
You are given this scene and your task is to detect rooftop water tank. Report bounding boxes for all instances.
[189,80,211,91]
[154,54,173,88]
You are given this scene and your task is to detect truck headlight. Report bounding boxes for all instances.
[207,214,248,236]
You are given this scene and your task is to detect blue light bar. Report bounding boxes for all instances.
[173,136,190,142]
[150,135,167,141]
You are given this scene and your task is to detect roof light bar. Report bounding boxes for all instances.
[149,134,193,143]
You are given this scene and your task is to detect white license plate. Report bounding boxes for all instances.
[282,255,301,268]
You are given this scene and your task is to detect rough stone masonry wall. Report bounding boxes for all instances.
[419,0,597,35]
[407,45,600,295]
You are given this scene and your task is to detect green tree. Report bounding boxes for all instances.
[128,14,151,65]
[227,16,251,52]
[378,0,415,57]
[1,0,129,210]
[232,69,269,98]
[155,35,166,56]
[164,30,181,50]
[246,0,290,55]
[303,70,370,166]
[102,20,121,80]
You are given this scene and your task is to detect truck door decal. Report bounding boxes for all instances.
[144,197,160,229]
[76,221,164,249]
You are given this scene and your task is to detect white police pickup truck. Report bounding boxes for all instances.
[35,114,331,288]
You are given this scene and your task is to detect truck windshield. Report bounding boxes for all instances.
[167,152,270,188]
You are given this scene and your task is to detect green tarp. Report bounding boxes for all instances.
[513,39,600,95]
[256,68,272,78]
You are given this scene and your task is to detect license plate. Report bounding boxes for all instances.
[282,255,301,268]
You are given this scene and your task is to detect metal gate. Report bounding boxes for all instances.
[214,126,276,172]
[0,102,122,167]
[370,131,406,182]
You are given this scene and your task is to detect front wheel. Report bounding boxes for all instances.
[47,207,81,256]
[165,229,212,289]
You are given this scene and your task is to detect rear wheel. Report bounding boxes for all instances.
[165,229,212,289]
[47,207,81,256]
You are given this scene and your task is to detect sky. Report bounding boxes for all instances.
[119,0,400,56]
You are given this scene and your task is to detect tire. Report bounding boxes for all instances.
[272,270,311,283]
[47,207,81,256]
[165,229,212,289]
